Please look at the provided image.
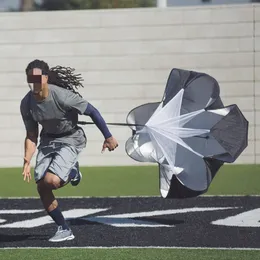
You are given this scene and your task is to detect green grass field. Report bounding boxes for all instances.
[0,164,260,260]
[1,248,260,260]
[1,164,260,197]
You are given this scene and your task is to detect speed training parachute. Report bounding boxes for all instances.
[79,68,248,199]
[125,68,248,199]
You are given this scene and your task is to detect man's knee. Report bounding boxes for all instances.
[39,172,62,190]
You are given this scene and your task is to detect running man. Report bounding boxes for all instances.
[20,59,118,242]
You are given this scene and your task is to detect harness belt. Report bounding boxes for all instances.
[41,127,78,138]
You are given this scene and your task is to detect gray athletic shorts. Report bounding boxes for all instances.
[34,142,82,183]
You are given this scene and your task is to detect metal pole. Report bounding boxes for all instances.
[20,0,34,11]
[157,0,167,8]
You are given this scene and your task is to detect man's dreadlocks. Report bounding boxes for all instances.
[25,59,84,96]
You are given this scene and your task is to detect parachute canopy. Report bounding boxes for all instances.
[125,68,248,199]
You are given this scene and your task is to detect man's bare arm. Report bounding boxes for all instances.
[24,129,38,164]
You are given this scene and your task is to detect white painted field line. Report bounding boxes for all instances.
[0,195,259,199]
[0,246,260,250]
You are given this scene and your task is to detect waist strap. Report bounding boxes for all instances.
[41,127,78,138]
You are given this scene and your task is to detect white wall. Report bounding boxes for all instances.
[0,3,258,167]
[168,0,252,7]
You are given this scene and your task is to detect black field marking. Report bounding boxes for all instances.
[0,196,259,248]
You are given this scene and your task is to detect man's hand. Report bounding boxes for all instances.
[102,136,118,153]
[22,159,31,183]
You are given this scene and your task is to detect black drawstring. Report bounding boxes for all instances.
[77,121,145,127]
[77,121,210,139]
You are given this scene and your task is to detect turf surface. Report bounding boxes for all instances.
[0,197,259,248]
[0,249,260,260]
[0,164,259,260]
[0,164,259,197]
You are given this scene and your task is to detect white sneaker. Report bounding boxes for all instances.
[48,226,75,242]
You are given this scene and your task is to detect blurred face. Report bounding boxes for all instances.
[26,68,48,95]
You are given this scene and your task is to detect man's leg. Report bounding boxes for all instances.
[37,172,74,242]
[51,145,83,187]
[35,144,82,242]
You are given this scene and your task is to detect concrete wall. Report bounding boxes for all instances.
[0,3,258,167]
